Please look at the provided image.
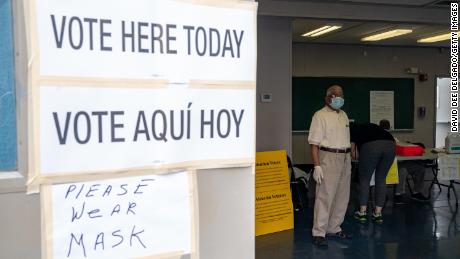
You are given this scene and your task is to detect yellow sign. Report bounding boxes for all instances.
[255,150,294,236]
[372,158,399,185]
[386,158,399,184]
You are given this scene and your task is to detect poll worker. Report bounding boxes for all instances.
[350,122,395,224]
[379,120,430,204]
[308,85,352,247]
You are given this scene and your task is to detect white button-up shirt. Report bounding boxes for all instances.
[308,106,351,149]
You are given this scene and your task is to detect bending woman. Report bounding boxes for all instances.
[350,122,395,224]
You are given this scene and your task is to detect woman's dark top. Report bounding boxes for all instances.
[350,123,395,150]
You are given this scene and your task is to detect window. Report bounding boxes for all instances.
[0,0,18,171]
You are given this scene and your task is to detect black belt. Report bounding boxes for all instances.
[320,146,351,153]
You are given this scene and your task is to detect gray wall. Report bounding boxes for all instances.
[197,167,254,259]
[0,192,41,259]
[256,16,292,154]
[292,43,449,164]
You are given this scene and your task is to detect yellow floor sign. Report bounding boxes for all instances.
[385,158,399,184]
[255,150,294,236]
[370,158,399,185]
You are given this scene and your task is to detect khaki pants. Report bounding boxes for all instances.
[312,150,351,237]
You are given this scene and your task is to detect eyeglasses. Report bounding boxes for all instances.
[328,94,344,98]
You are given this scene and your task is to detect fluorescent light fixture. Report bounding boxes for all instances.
[417,33,451,43]
[361,29,413,41]
[302,25,342,37]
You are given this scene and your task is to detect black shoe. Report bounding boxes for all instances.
[326,230,353,239]
[354,211,367,223]
[394,194,405,205]
[313,236,328,246]
[372,213,383,224]
[411,193,430,202]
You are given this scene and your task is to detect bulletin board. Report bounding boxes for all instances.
[0,0,17,171]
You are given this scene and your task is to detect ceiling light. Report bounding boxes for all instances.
[417,33,451,43]
[361,29,413,41]
[302,25,342,37]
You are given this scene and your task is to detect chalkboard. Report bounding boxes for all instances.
[292,77,414,131]
[0,0,17,171]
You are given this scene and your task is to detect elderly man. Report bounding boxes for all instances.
[308,85,352,246]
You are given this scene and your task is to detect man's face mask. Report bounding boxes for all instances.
[330,96,344,110]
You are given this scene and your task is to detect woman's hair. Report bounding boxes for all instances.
[379,119,390,130]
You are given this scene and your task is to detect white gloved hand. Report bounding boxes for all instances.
[313,166,323,185]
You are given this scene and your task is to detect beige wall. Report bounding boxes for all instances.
[292,43,449,164]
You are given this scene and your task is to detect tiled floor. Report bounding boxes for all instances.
[256,180,460,259]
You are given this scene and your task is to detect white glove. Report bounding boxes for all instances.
[313,166,323,185]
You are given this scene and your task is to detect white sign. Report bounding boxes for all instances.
[438,154,460,180]
[35,0,256,82]
[43,172,193,259]
[370,91,394,127]
[40,86,255,174]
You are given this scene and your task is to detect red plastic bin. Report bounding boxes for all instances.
[396,144,424,156]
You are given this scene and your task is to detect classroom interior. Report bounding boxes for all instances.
[256,1,458,259]
[0,0,459,259]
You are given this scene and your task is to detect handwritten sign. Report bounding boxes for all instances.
[42,172,194,259]
[35,0,256,82]
[39,86,254,174]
